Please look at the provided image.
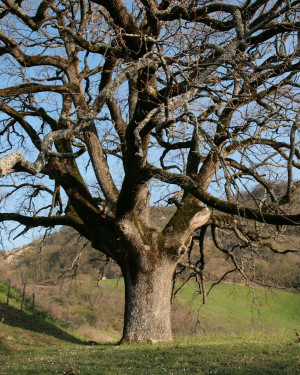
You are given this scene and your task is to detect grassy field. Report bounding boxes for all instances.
[175,281,300,332]
[0,325,299,374]
[79,278,300,334]
[0,281,299,374]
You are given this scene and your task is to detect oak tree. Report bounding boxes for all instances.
[0,0,299,343]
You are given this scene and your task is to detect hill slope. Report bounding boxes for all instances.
[0,209,299,341]
[0,278,299,342]
[1,221,299,290]
[0,281,299,375]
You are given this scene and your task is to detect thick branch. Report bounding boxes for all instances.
[0,101,42,150]
[1,0,54,31]
[0,29,69,69]
[83,122,119,206]
[156,3,236,31]
[0,152,46,177]
[92,0,140,34]
[148,165,300,226]
[0,83,77,97]
[0,212,86,235]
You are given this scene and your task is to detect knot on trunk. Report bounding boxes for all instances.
[164,207,211,251]
[117,217,152,251]
[179,245,187,255]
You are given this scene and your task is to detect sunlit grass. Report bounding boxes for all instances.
[0,280,299,374]
[175,281,300,332]
[1,331,299,375]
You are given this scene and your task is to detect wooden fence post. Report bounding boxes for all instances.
[21,283,27,311]
[6,278,11,306]
[32,292,35,312]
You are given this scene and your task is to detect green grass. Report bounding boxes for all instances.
[97,279,300,333]
[0,280,299,374]
[0,330,299,375]
[175,282,300,332]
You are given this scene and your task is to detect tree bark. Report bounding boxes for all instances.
[120,257,176,343]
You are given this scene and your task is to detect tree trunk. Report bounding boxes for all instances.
[120,257,176,343]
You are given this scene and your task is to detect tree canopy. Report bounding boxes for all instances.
[0,0,299,343]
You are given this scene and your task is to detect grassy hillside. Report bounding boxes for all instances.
[1,278,299,339]
[176,281,300,333]
[84,278,300,335]
[1,203,299,373]
[0,283,84,352]
[0,282,299,375]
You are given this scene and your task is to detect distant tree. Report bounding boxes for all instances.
[0,0,299,343]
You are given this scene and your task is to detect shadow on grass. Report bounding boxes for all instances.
[0,302,84,345]
[0,337,9,355]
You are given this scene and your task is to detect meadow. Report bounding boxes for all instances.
[0,280,299,375]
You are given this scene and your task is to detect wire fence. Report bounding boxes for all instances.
[3,278,35,312]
